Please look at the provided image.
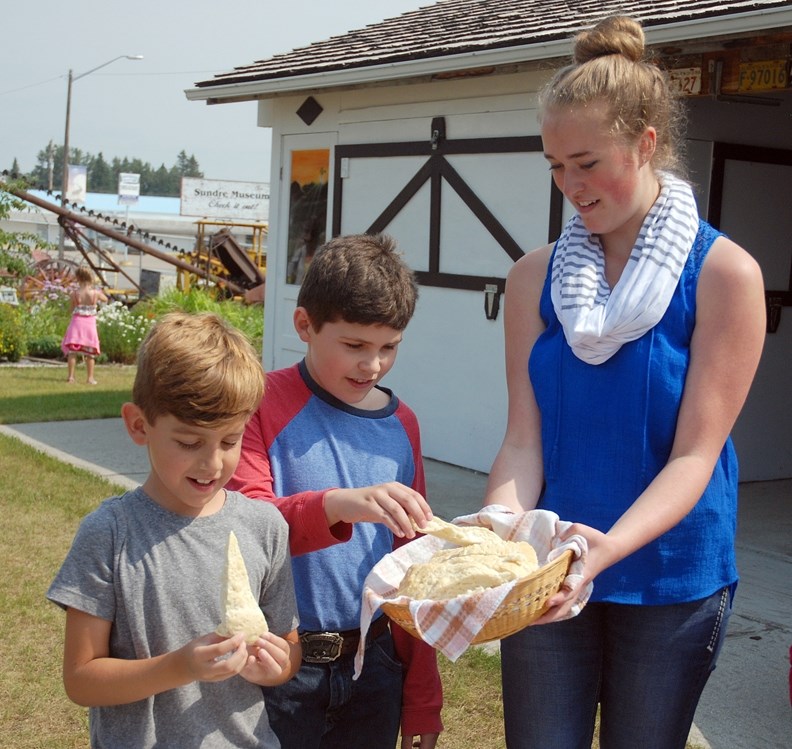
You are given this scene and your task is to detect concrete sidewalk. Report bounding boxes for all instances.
[2,418,790,748]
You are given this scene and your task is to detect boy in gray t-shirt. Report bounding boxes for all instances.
[47,312,300,749]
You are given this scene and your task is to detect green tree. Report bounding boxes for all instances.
[26,143,204,197]
[174,150,203,180]
[31,143,90,194]
[89,152,113,193]
[175,150,191,174]
[30,142,60,190]
[0,179,38,278]
[148,164,172,195]
[184,154,202,177]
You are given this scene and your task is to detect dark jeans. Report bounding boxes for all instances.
[263,630,403,749]
[501,587,732,749]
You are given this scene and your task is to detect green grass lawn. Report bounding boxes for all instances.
[0,432,123,748]
[0,365,135,424]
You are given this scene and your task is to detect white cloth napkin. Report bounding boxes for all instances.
[354,506,591,678]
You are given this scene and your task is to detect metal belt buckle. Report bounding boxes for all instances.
[300,632,344,663]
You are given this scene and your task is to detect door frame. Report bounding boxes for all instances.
[708,141,792,325]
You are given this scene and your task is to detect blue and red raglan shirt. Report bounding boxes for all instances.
[228,360,442,735]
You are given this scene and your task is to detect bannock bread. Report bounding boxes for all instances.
[400,518,539,600]
[215,531,269,644]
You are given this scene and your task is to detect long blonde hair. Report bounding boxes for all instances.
[538,16,686,177]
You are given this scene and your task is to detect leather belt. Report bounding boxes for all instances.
[300,615,390,664]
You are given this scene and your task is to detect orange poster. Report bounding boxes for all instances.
[286,149,329,284]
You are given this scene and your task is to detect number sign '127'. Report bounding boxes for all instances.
[668,67,702,96]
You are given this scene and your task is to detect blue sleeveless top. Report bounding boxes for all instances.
[529,220,738,605]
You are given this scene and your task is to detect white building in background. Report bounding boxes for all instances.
[187,0,792,481]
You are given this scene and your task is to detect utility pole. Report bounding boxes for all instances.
[57,55,143,259]
[58,69,73,259]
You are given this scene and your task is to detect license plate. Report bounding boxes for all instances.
[738,60,788,92]
[668,67,702,96]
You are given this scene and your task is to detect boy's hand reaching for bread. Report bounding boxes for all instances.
[324,483,433,538]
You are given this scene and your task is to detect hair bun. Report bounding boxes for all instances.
[573,15,645,65]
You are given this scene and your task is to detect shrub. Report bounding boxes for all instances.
[0,303,27,361]
[134,288,263,355]
[22,289,72,344]
[96,301,154,364]
[26,334,63,359]
[16,286,263,365]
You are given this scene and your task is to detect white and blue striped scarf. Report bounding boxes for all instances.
[550,173,699,365]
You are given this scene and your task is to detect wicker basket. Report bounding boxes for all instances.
[381,548,573,644]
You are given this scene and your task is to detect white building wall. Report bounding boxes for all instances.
[261,72,554,474]
[259,71,792,481]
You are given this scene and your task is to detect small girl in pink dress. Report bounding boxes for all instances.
[61,266,108,384]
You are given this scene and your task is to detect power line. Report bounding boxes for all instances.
[0,75,64,96]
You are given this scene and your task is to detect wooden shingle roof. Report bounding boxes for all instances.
[193,0,791,90]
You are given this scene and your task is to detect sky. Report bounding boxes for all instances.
[0,0,429,186]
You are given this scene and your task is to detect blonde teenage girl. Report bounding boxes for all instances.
[484,15,765,749]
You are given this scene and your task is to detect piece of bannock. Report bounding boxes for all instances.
[413,515,504,546]
[398,540,539,600]
[215,531,269,644]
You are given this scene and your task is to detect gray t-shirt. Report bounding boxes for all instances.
[47,488,298,748]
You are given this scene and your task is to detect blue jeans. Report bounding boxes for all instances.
[501,587,731,749]
[263,629,403,749]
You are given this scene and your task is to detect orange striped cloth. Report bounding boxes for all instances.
[354,507,590,678]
